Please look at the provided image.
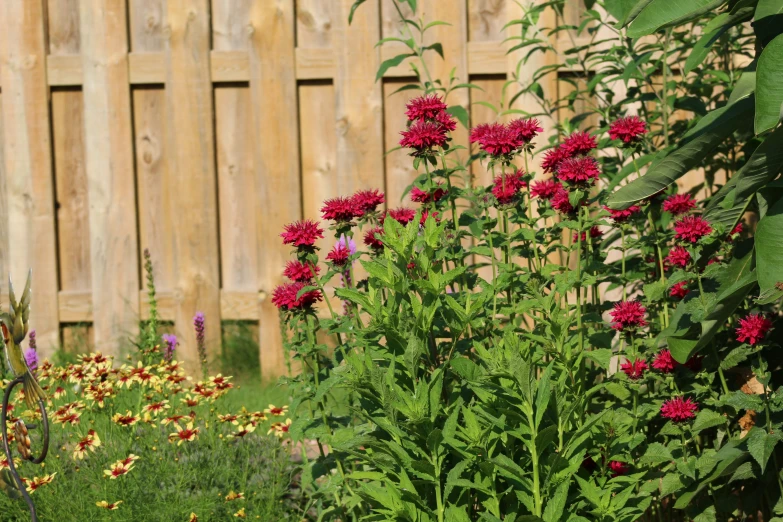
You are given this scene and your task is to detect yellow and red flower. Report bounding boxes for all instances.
[22,473,56,494]
[169,422,199,446]
[267,418,292,438]
[73,429,101,460]
[96,500,123,510]
[112,411,140,427]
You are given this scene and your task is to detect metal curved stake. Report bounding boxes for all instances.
[1,376,50,522]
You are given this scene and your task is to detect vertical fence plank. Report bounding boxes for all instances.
[383,83,418,207]
[47,0,81,55]
[0,90,8,295]
[79,0,140,354]
[0,1,60,355]
[249,0,300,381]
[164,0,221,374]
[334,0,385,194]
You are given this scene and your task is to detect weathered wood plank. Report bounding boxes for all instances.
[0,1,60,354]
[164,0,221,375]
[0,90,8,299]
[212,0,252,51]
[129,0,165,52]
[79,0,140,355]
[248,0,301,382]
[47,0,81,55]
[383,82,419,207]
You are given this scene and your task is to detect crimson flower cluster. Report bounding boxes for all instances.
[321,189,385,226]
[399,95,456,155]
[470,118,542,159]
[610,301,647,332]
[608,116,648,145]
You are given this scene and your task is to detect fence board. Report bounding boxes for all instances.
[164,0,222,375]
[0,90,7,298]
[47,0,81,55]
[129,0,165,52]
[384,82,418,207]
[248,0,301,382]
[79,0,140,354]
[0,0,60,355]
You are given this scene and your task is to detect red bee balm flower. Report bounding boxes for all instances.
[669,281,689,299]
[652,350,677,373]
[475,123,521,157]
[352,189,385,214]
[530,179,562,200]
[735,313,773,345]
[400,121,448,151]
[384,208,416,226]
[326,244,351,266]
[508,118,543,144]
[603,205,640,223]
[573,227,603,242]
[609,116,648,144]
[469,123,491,144]
[541,147,569,174]
[321,196,363,223]
[410,185,447,204]
[557,156,601,185]
[561,131,597,155]
[281,220,324,247]
[665,246,691,269]
[674,215,712,243]
[363,227,384,250]
[661,397,698,422]
[491,170,527,206]
[662,193,696,216]
[435,111,457,132]
[550,188,576,214]
[610,301,647,331]
[283,261,319,282]
[405,94,448,122]
[620,358,647,380]
[609,461,630,477]
[271,282,322,310]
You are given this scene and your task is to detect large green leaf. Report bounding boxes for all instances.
[705,124,783,227]
[684,8,754,74]
[604,0,654,25]
[607,96,754,209]
[755,196,783,294]
[756,34,783,134]
[627,0,725,38]
[755,0,783,44]
[673,442,748,509]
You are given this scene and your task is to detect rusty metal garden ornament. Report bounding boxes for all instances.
[0,270,50,521]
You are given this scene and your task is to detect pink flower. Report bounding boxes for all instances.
[283,260,319,282]
[573,227,603,243]
[728,222,743,241]
[669,281,689,300]
[550,188,576,214]
[322,197,363,223]
[665,246,691,269]
[530,179,562,200]
[609,461,630,477]
[620,358,647,380]
[674,215,712,243]
[400,120,448,151]
[434,110,457,132]
[363,227,385,250]
[352,189,385,214]
[508,118,543,144]
[326,244,351,266]
[663,194,696,216]
[661,397,698,422]
[603,205,640,223]
[281,220,324,247]
[469,123,491,144]
[491,169,527,206]
[541,147,569,174]
[609,116,648,144]
[652,350,677,373]
[384,208,416,226]
[405,94,448,122]
[271,282,322,310]
[610,301,647,331]
[561,131,597,156]
[735,313,773,345]
[556,156,601,185]
[410,185,447,204]
[475,123,521,157]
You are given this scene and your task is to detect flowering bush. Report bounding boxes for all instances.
[276,86,781,521]
[0,348,297,521]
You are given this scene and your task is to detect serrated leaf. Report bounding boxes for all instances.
[746,427,782,473]
[692,410,727,433]
[640,442,673,465]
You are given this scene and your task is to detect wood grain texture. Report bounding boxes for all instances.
[79,0,140,354]
[383,81,419,207]
[52,90,91,294]
[129,0,165,52]
[212,0,252,51]
[164,0,221,375]
[248,0,301,382]
[47,0,81,55]
[468,0,505,42]
[297,0,334,49]
[0,0,60,355]
[0,91,7,297]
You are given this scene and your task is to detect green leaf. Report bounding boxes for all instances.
[542,481,569,522]
[585,348,613,369]
[607,96,754,209]
[640,442,674,465]
[606,382,630,401]
[627,0,724,37]
[746,427,782,473]
[755,0,783,43]
[534,363,553,429]
[447,105,470,129]
[348,0,367,24]
[756,34,783,133]
[706,124,783,228]
[755,197,783,294]
[604,0,654,25]
[684,14,732,74]
[674,442,748,509]
[692,410,727,433]
[376,53,415,82]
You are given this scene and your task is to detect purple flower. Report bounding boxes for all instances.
[162,333,178,362]
[337,235,357,256]
[24,348,38,371]
[28,330,37,351]
[193,312,205,344]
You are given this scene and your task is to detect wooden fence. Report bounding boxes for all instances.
[0,0,587,380]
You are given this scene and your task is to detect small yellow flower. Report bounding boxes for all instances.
[189,513,198,522]
[233,508,246,518]
[22,473,56,494]
[73,429,101,460]
[231,423,256,439]
[267,418,292,438]
[263,404,288,417]
[225,491,245,501]
[96,500,123,510]
[112,411,140,427]
[168,422,199,446]
[104,457,135,479]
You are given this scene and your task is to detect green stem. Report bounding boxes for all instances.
[620,227,627,301]
[576,207,585,398]
[662,29,672,148]
[713,344,730,396]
